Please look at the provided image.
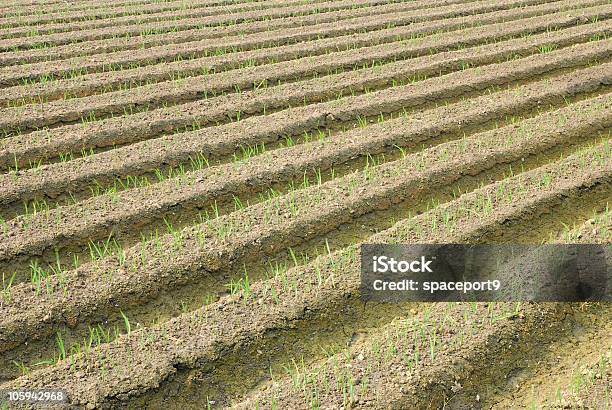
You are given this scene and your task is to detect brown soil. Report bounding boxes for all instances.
[0,0,351,36]
[0,0,462,54]
[0,38,609,219]
[0,2,610,408]
[487,308,611,408]
[0,70,609,275]
[0,105,608,379]
[0,0,595,103]
[0,0,595,68]
[3,11,609,135]
[1,141,608,407]
[0,0,257,15]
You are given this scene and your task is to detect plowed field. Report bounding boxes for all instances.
[0,0,610,408]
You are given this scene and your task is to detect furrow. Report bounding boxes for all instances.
[237,223,612,409]
[1,141,608,407]
[0,0,249,12]
[0,0,401,40]
[0,0,492,53]
[544,346,612,409]
[0,0,327,17]
[0,0,491,76]
[1,0,597,103]
[0,40,609,218]
[0,0,560,74]
[2,10,609,136]
[233,306,609,409]
[556,205,611,242]
[0,0,346,31]
[0,68,609,278]
[1,0,590,67]
[485,309,611,408]
[0,97,608,376]
[1,1,609,406]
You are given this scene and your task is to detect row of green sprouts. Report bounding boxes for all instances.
[257,302,524,409]
[0,0,274,22]
[4,132,608,302]
[4,11,584,107]
[0,158,332,301]
[5,1,394,51]
[2,125,336,225]
[0,141,386,304]
[11,312,133,377]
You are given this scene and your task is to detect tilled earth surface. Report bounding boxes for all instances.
[0,0,610,408]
